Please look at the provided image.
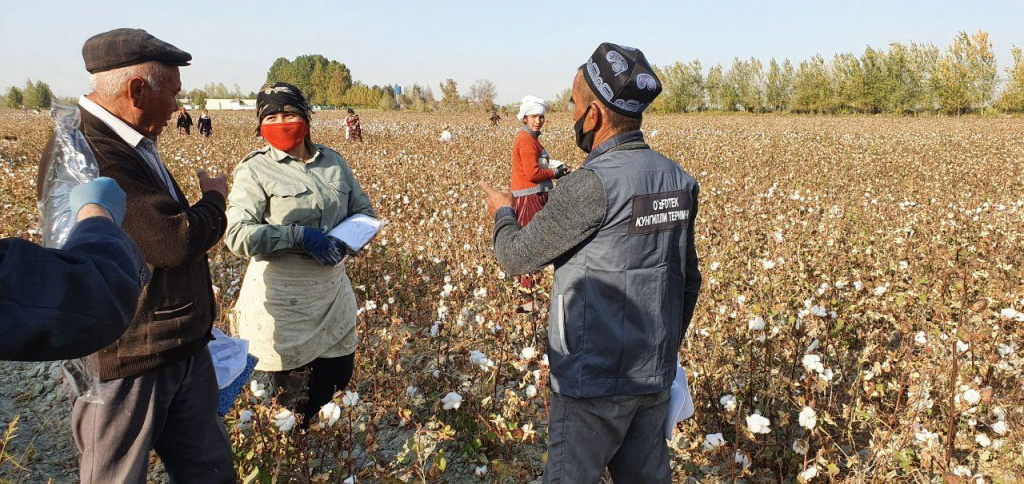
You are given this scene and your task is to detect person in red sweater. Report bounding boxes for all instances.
[511,95,568,312]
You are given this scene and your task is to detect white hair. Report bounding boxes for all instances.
[89,61,177,100]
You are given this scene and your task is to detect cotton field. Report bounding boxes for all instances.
[1,109,1023,482]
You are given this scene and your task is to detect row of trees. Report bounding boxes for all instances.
[263,54,503,111]
[4,80,54,109]
[651,31,1022,115]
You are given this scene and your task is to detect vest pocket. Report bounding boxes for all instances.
[551,295,571,355]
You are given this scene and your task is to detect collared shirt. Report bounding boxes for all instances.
[224,141,376,257]
[78,96,179,202]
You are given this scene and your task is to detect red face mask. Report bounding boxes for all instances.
[260,120,308,152]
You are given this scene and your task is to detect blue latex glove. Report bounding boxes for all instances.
[70,177,127,226]
[295,227,342,266]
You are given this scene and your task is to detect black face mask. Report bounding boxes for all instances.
[573,105,596,153]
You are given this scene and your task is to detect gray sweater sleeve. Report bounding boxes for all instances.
[492,169,606,274]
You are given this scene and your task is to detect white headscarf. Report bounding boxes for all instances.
[517,95,547,121]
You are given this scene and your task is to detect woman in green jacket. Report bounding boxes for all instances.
[225,82,375,424]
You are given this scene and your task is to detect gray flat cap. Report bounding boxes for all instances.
[82,28,191,74]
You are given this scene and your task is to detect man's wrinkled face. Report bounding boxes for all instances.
[138,68,181,138]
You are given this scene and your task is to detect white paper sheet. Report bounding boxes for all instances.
[327,214,383,252]
[665,360,695,439]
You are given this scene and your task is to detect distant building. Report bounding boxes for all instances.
[205,98,257,110]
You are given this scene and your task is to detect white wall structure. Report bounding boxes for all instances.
[205,98,258,110]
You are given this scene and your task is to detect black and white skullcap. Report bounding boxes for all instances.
[582,42,662,119]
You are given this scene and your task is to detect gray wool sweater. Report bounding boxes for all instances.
[492,169,606,274]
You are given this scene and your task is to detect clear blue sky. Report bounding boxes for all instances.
[2,0,1022,104]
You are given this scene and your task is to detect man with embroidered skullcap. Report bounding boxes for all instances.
[38,28,234,483]
[480,42,702,483]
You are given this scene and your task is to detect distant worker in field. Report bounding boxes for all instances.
[225,82,376,427]
[509,95,567,313]
[480,43,702,483]
[345,108,362,142]
[490,110,501,127]
[439,125,453,142]
[37,28,235,483]
[176,106,193,135]
[197,108,213,137]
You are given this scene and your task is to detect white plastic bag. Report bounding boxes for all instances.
[326,214,383,253]
[208,328,250,390]
[665,359,695,440]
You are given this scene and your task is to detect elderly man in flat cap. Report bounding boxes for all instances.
[37,28,234,483]
[480,42,702,483]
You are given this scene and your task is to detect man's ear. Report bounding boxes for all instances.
[127,78,146,109]
[586,101,602,132]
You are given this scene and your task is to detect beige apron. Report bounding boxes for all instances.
[232,253,358,372]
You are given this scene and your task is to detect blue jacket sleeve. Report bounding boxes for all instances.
[0,217,150,361]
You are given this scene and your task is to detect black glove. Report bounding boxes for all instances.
[552,164,569,179]
[294,226,342,266]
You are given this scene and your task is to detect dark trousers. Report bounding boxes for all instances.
[269,352,355,425]
[66,348,235,484]
[543,390,671,484]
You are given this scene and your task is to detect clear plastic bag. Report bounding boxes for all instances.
[38,103,104,404]
[39,103,99,248]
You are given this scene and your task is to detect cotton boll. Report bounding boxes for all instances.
[799,406,817,430]
[703,433,726,450]
[746,412,771,434]
[342,391,360,407]
[799,465,819,481]
[915,331,927,345]
[720,394,737,412]
[442,392,463,410]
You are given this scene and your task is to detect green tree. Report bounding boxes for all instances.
[792,55,832,113]
[264,55,351,105]
[884,42,934,114]
[549,88,573,112]
[401,83,436,112]
[857,46,889,113]
[931,31,996,114]
[4,86,23,108]
[22,79,53,109]
[653,60,703,113]
[764,58,794,112]
[378,90,399,110]
[266,58,292,86]
[705,64,727,110]
[325,61,353,106]
[830,52,861,113]
[999,46,1024,112]
[726,57,763,112]
[439,79,459,109]
[204,82,231,98]
[185,88,207,109]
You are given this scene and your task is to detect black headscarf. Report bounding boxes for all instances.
[582,42,662,119]
[255,82,311,133]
